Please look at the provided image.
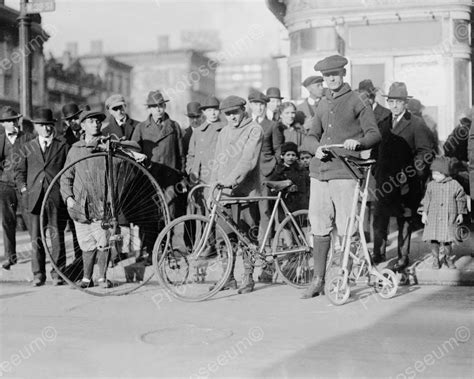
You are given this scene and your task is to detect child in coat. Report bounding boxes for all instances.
[420,156,467,269]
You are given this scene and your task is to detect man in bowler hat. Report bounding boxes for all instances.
[16,108,69,286]
[301,54,381,298]
[61,103,83,146]
[102,94,139,141]
[265,87,283,122]
[182,101,203,161]
[0,107,34,270]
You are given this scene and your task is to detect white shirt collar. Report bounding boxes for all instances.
[393,110,406,123]
[266,109,274,120]
[39,135,53,147]
[308,97,316,106]
[372,102,377,110]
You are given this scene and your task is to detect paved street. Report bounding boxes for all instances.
[0,280,473,378]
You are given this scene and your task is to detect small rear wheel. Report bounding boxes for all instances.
[272,210,312,288]
[325,274,351,305]
[153,215,233,302]
[374,268,399,299]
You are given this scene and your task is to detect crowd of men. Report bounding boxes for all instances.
[0,53,471,296]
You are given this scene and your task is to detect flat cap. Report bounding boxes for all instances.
[200,96,220,110]
[79,110,107,124]
[105,94,126,109]
[302,76,323,87]
[248,91,269,104]
[314,55,348,73]
[219,95,246,111]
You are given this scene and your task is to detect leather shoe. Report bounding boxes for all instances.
[393,256,409,271]
[52,277,65,286]
[372,254,386,265]
[2,260,16,270]
[32,277,45,287]
[77,279,94,288]
[301,277,324,299]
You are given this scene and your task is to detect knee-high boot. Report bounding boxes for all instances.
[301,235,331,299]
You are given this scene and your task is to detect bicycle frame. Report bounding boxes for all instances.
[192,187,310,261]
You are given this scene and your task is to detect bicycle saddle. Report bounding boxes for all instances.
[263,180,293,191]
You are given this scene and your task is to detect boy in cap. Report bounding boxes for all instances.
[0,107,34,270]
[298,76,325,132]
[209,95,263,294]
[301,54,381,299]
[16,108,69,286]
[102,94,139,141]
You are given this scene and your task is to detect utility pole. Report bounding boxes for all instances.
[18,0,32,119]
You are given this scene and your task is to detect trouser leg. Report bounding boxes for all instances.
[0,185,18,263]
[373,202,391,257]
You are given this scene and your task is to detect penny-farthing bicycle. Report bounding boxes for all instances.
[40,135,170,296]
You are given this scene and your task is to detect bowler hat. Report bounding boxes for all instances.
[185,102,202,118]
[200,96,220,110]
[0,106,21,122]
[78,110,106,124]
[384,82,412,100]
[61,103,81,120]
[145,90,169,106]
[32,108,56,124]
[219,96,246,111]
[105,94,126,109]
[302,76,323,87]
[358,79,376,94]
[314,55,348,74]
[248,91,269,104]
[266,87,283,100]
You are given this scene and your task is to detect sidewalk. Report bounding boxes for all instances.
[1,227,473,286]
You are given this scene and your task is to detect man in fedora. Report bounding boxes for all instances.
[61,103,83,146]
[16,108,69,286]
[298,76,325,132]
[358,79,391,125]
[182,101,203,162]
[102,94,138,141]
[248,90,284,282]
[372,82,434,271]
[266,87,283,122]
[0,107,34,270]
[209,95,263,294]
[131,90,184,171]
[301,54,381,299]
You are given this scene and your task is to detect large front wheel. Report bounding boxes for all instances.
[40,152,169,296]
[272,210,313,288]
[153,215,233,302]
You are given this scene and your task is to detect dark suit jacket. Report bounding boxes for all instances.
[16,136,69,214]
[63,125,82,147]
[0,130,35,185]
[259,117,283,177]
[102,115,139,141]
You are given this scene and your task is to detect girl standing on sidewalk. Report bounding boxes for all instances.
[420,156,468,269]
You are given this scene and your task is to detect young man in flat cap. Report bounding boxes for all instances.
[248,90,284,282]
[298,76,325,132]
[61,103,83,146]
[301,54,381,299]
[0,107,34,270]
[102,94,139,141]
[372,82,435,271]
[16,108,69,286]
[266,87,283,122]
[210,95,264,294]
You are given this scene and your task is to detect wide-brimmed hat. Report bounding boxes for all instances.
[185,102,202,117]
[248,91,269,104]
[302,76,323,87]
[383,82,413,100]
[145,90,169,106]
[200,96,220,110]
[219,96,246,111]
[105,94,126,109]
[266,87,283,100]
[0,106,22,122]
[314,55,348,74]
[32,108,56,124]
[61,103,81,120]
[78,110,106,124]
[358,79,376,94]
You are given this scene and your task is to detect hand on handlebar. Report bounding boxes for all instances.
[315,146,328,160]
[343,139,361,151]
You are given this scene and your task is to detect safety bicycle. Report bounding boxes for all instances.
[153,181,313,301]
[321,144,399,305]
[40,134,170,296]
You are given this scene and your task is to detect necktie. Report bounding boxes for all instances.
[42,140,48,153]
[392,115,398,128]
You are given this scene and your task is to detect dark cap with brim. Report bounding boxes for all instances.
[219,95,246,111]
[78,110,107,124]
[314,55,348,74]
